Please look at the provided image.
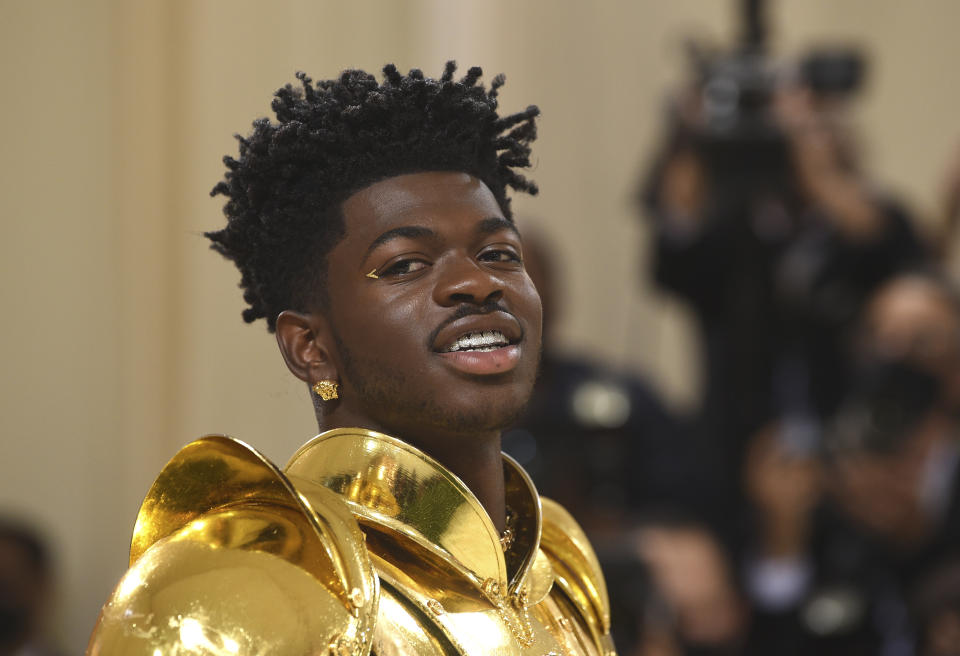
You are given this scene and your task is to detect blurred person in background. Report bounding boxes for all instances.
[505,229,716,654]
[939,142,960,260]
[639,1,929,537]
[829,274,960,553]
[591,513,750,656]
[911,560,960,656]
[633,517,749,656]
[503,228,708,536]
[741,272,960,655]
[0,519,66,656]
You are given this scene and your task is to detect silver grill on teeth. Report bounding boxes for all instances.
[445,330,509,352]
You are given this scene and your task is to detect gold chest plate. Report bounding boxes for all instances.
[88,429,617,655]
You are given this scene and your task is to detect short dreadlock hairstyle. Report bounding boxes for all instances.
[207,61,540,332]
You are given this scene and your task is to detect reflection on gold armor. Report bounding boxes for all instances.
[87,429,617,655]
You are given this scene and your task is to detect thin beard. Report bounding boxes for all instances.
[329,321,533,436]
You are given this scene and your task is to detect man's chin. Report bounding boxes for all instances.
[440,398,531,435]
[381,397,529,442]
[341,358,535,440]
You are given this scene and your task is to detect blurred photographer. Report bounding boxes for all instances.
[503,226,691,534]
[640,19,928,511]
[0,519,66,656]
[912,559,960,656]
[742,273,960,654]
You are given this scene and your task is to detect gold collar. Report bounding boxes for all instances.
[283,428,552,606]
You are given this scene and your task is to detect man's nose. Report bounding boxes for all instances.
[433,255,504,306]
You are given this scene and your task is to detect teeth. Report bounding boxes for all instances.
[445,330,509,352]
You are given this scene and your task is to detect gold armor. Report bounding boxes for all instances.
[87,428,618,655]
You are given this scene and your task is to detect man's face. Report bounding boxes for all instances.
[320,171,542,445]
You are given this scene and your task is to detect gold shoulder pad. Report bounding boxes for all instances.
[87,435,379,656]
[539,498,612,642]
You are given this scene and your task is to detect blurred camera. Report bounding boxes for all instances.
[800,49,866,98]
[826,359,941,455]
[686,0,866,198]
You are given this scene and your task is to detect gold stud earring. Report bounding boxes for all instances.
[312,380,339,401]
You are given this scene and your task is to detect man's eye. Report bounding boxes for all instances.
[380,259,429,277]
[479,248,522,264]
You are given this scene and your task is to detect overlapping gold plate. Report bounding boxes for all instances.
[87,435,378,655]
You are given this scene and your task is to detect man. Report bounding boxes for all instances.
[87,63,616,655]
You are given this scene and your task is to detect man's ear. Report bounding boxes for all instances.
[275,310,339,385]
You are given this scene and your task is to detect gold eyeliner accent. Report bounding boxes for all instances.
[365,269,379,279]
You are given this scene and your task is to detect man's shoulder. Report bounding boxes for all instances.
[87,435,379,656]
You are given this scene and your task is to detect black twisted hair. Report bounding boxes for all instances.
[206,61,540,332]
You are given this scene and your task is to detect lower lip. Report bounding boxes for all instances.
[437,345,522,375]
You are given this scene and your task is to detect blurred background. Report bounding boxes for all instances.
[3,0,960,653]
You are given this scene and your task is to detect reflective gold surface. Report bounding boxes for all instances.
[88,509,354,655]
[286,429,508,593]
[88,435,377,655]
[373,580,459,655]
[286,428,617,655]
[91,430,617,654]
[541,498,612,648]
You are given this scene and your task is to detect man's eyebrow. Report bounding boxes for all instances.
[476,217,519,237]
[364,225,438,259]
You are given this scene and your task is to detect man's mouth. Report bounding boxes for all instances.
[434,318,524,376]
[441,330,512,353]
[429,307,523,355]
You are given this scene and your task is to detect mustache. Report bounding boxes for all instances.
[427,301,516,347]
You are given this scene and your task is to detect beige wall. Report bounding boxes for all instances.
[2,1,958,649]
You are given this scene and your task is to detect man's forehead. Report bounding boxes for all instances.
[340,171,504,229]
